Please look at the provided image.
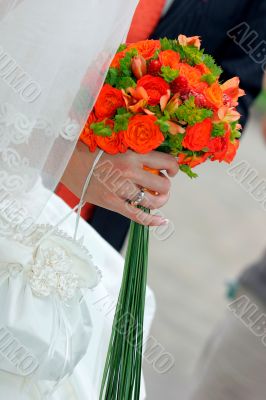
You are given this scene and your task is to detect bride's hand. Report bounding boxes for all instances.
[61,142,178,226]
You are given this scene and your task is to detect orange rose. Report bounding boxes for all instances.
[94,84,124,119]
[80,112,97,152]
[95,120,127,154]
[204,82,223,109]
[127,40,161,60]
[110,50,127,68]
[137,75,170,106]
[177,63,202,89]
[124,115,164,153]
[195,63,211,75]
[159,50,180,69]
[178,153,209,168]
[182,118,212,151]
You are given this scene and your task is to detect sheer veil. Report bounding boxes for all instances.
[0,0,139,236]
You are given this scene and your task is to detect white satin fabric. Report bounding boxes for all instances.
[0,189,156,399]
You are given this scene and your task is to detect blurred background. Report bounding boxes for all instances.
[56,1,266,398]
[142,93,266,398]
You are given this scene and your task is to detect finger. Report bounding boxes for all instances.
[114,199,169,226]
[140,191,170,210]
[140,151,179,177]
[133,170,171,195]
[115,179,140,201]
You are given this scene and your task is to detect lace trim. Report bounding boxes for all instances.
[1,224,101,301]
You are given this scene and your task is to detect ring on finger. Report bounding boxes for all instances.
[126,189,145,206]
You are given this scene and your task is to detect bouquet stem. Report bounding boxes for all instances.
[100,208,150,400]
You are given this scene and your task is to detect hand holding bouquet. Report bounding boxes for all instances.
[81,35,244,177]
[80,35,244,400]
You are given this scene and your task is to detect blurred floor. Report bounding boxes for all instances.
[142,114,266,399]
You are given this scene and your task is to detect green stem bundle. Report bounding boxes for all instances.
[100,210,150,400]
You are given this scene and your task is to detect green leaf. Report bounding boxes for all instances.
[167,132,184,153]
[146,105,162,117]
[114,111,131,132]
[156,116,170,133]
[179,164,198,178]
[116,107,129,115]
[179,46,204,65]
[202,54,223,77]
[160,37,175,51]
[160,66,179,82]
[233,131,241,140]
[201,73,216,85]
[211,123,226,137]
[117,44,127,53]
[160,38,205,66]
[116,76,136,90]
[91,121,112,137]
[151,49,160,60]
[230,121,242,140]
[230,129,241,141]
[174,97,213,125]
[105,68,119,86]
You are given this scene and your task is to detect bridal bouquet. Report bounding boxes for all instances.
[80,35,244,399]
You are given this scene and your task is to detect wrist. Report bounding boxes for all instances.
[61,141,100,198]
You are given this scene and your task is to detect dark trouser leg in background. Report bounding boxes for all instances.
[89,208,130,252]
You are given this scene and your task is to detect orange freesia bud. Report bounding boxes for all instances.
[165,93,181,114]
[178,34,201,49]
[128,86,149,101]
[217,106,241,123]
[160,89,171,112]
[168,121,185,135]
[129,99,148,113]
[121,89,133,109]
[131,55,147,79]
[178,153,209,168]
[143,108,156,115]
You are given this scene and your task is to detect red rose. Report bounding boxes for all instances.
[96,131,127,154]
[208,129,230,162]
[137,75,170,106]
[223,139,239,163]
[124,115,164,153]
[127,40,161,60]
[96,132,122,154]
[195,63,211,75]
[182,118,212,151]
[80,112,97,152]
[95,120,127,155]
[94,84,124,119]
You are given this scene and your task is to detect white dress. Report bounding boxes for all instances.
[0,1,145,398]
[0,190,156,400]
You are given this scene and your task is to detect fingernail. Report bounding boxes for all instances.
[160,218,169,225]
